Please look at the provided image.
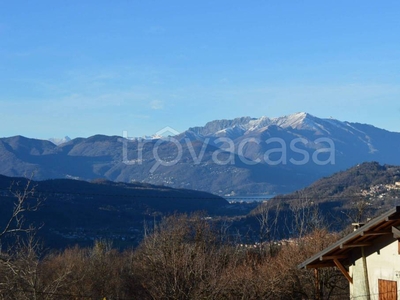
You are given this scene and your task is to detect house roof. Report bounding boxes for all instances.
[298,206,400,270]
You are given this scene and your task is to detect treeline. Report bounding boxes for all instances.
[0,214,348,300]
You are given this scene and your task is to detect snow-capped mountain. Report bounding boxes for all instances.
[185,112,350,139]
[48,136,72,146]
[180,112,398,166]
[1,113,400,195]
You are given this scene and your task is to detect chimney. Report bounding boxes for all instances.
[352,222,365,231]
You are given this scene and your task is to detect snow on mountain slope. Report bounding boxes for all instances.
[247,116,272,131]
[49,136,71,146]
[214,125,247,139]
[185,112,343,138]
[273,112,322,131]
[179,112,400,167]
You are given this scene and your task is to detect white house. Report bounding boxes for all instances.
[299,206,400,300]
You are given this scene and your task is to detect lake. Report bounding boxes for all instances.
[224,195,276,203]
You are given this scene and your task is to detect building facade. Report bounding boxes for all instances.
[299,207,400,300]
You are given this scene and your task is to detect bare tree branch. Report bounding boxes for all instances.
[0,178,43,244]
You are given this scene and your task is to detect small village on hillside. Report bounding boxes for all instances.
[360,181,400,198]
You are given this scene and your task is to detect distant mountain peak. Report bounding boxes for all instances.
[186,112,325,138]
[48,136,71,146]
[273,112,320,130]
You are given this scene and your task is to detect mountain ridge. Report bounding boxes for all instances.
[1,113,399,195]
[0,174,228,248]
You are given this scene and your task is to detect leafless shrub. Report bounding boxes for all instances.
[0,207,348,299]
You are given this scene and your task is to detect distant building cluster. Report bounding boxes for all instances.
[360,182,400,198]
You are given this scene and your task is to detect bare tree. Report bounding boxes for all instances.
[0,178,42,245]
[0,234,81,300]
[0,178,48,299]
[255,201,281,256]
[341,196,373,224]
[289,194,324,238]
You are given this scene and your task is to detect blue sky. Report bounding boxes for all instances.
[1,1,399,139]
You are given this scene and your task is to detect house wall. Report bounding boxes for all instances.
[349,235,400,299]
